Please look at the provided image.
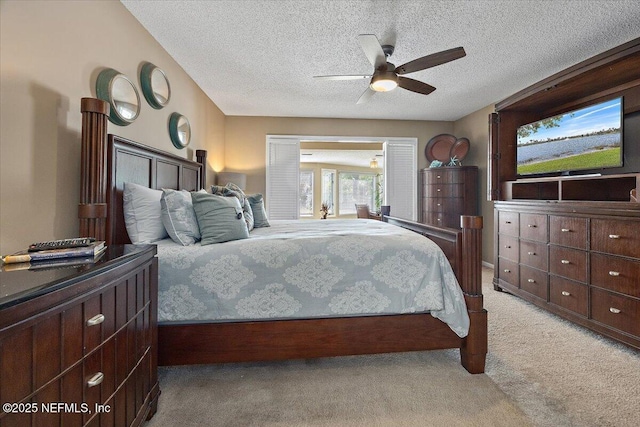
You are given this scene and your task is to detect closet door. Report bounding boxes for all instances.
[384,139,417,221]
[266,137,300,220]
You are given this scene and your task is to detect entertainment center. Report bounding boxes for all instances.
[490,38,640,349]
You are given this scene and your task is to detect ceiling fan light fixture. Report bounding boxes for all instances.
[370,72,398,92]
[370,158,379,168]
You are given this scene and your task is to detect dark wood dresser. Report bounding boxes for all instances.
[0,244,158,427]
[494,201,640,349]
[420,166,478,228]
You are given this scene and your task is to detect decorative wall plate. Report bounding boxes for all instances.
[169,113,191,149]
[449,137,470,161]
[96,68,140,126]
[425,134,456,162]
[140,62,171,109]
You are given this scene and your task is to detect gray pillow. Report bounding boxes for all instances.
[123,182,168,243]
[247,193,270,228]
[211,183,254,231]
[160,189,202,246]
[191,192,250,244]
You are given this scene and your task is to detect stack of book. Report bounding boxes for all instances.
[1,240,106,271]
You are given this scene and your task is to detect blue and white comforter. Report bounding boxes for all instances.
[156,219,470,337]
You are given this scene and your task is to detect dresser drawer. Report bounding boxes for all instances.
[423,183,465,198]
[498,211,519,236]
[520,265,548,300]
[549,216,587,249]
[498,235,519,261]
[591,253,640,298]
[423,197,463,213]
[591,288,640,337]
[520,213,547,242]
[498,257,519,286]
[549,245,587,283]
[591,219,640,259]
[520,240,548,270]
[421,169,468,184]
[549,276,588,317]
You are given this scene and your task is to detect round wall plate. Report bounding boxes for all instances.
[140,62,171,109]
[425,134,456,162]
[96,68,140,126]
[169,112,191,149]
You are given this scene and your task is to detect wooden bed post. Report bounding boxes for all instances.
[459,215,487,374]
[196,149,207,189]
[78,97,109,241]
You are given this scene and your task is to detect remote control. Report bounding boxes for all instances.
[28,237,96,252]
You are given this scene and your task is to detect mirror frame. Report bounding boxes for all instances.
[96,68,140,126]
[168,112,191,149]
[140,62,171,109]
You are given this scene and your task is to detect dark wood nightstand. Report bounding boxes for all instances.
[0,244,159,427]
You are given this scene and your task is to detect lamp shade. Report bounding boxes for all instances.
[216,171,247,190]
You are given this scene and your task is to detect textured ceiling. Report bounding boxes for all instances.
[121,0,640,121]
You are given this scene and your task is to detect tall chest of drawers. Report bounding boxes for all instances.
[494,202,640,349]
[420,166,478,228]
[0,245,159,427]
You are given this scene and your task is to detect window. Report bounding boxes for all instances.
[338,172,376,215]
[321,169,336,215]
[299,170,314,216]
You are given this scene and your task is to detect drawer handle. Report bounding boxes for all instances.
[561,291,571,296]
[437,203,441,207]
[561,260,570,264]
[86,314,105,326]
[504,245,511,249]
[503,269,511,273]
[561,228,571,232]
[608,234,620,239]
[527,279,535,283]
[527,251,536,256]
[609,307,621,314]
[87,372,104,388]
[437,189,441,192]
[608,271,620,277]
[528,224,537,228]
[505,221,512,224]
[436,175,441,179]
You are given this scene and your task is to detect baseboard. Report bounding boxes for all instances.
[482,261,494,270]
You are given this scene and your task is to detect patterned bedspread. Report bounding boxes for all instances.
[156,219,470,337]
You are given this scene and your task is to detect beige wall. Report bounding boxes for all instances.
[0,0,225,254]
[453,105,495,265]
[224,116,453,194]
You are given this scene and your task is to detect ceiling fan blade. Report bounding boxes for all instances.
[313,74,372,80]
[358,34,387,69]
[398,76,436,95]
[396,47,466,75]
[356,86,376,104]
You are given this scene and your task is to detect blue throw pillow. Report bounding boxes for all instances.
[160,189,203,246]
[191,192,250,244]
[247,194,270,228]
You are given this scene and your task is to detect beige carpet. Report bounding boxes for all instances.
[146,267,639,426]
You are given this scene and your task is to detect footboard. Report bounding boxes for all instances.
[383,215,486,373]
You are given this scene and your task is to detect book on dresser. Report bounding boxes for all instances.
[1,241,106,264]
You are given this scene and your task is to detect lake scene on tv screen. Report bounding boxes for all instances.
[516,98,622,175]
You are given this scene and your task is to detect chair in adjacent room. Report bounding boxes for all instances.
[355,204,370,219]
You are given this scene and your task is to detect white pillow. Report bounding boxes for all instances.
[123,182,168,243]
[160,189,204,246]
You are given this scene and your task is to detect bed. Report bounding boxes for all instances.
[78,97,487,374]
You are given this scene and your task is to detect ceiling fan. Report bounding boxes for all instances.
[314,34,466,104]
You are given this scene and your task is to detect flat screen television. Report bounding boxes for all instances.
[516,97,623,176]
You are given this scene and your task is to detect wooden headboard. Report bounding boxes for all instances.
[106,135,205,244]
[79,98,206,245]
